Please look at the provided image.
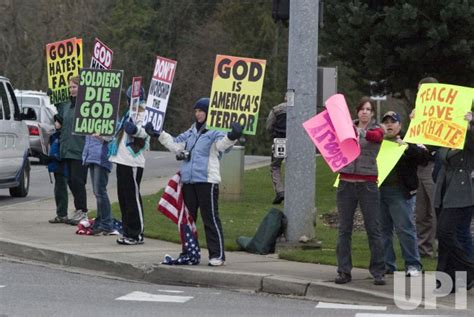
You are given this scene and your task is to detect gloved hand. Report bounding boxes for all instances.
[144,122,160,138]
[227,122,243,141]
[123,120,138,135]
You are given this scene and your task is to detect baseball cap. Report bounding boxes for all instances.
[382,111,401,123]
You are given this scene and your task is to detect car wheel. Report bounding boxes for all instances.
[10,159,30,197]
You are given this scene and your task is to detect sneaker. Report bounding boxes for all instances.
[272,192,284,204]
[66,210,87,225]
[103,229,120,236]
[48,216,68,224]
[406,266,421,277]
[208,258,225,266]
[92,227,120,236]
[374,276,386,285]
[334,272,351,284]
[117,237,144,245]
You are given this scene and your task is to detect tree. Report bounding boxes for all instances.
[322,0,474,94]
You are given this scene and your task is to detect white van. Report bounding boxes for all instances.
[0,76,30,197]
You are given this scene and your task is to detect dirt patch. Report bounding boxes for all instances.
[320,207,366,231]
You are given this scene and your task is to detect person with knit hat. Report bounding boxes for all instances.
[145,97,243,266]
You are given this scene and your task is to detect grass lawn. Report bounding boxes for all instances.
[101,157,437,272]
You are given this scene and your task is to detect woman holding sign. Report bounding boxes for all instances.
[335,96,386,285]
[145,98,242,266]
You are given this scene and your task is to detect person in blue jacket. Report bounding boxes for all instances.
[82,132,114,235]
[144,97,242,266]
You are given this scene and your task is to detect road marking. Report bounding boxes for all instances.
[0,285,5,288]
[115,291,192,303]
[157,289,184,293]
[355,314,450,317]
[316,302,387,311]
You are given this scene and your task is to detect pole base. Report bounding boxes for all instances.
[275,239,322,251]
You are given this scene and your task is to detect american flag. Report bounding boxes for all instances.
[158,173,200,265]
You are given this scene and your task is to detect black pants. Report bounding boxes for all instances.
[116,164,144,240]
[182,183,225,260]
[436,207,474,287]
[64,159,88,212]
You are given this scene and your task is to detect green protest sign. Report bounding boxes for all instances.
[73,68,123,136]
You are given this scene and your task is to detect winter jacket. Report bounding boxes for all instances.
[47,131,61,173]
[159,123,236,184]
[82,135,112,172]
[266,102,287,138]
[339,120,384,177]
[434,123,474,209]
[108,109,149,168]
[57,98,85,161]
[381,132,427,199]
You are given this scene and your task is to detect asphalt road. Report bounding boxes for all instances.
[2,257,467,317]
[0,151,181,207]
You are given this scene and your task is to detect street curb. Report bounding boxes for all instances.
[1,238,467,310]
[0,238,397,305]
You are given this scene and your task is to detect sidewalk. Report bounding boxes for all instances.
[0,157,472,310]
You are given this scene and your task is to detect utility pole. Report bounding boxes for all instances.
[284,0,319,242]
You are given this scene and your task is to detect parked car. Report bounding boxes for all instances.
[16,90,57,163]
[0,76,31,197]
[15,90,53,109]
[21,105,56,163]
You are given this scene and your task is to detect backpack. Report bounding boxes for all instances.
[236,208,287,254]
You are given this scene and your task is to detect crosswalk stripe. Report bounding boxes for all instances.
[316,302,387,311]
[355,313,449,317]
[157,289,184,293]
[115,291,192,303]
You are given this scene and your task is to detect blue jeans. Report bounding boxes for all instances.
[336,181,385,278]
[380,185,422,272]
[456,206,474,261]
[90,164,112,231]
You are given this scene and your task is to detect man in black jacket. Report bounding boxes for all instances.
[379,111,425,277]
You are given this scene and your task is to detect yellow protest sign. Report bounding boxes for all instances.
[76,38,83,69]
[206,55,266,135]
[404,83,474,149]
[334,140,408,187]
[46,37,79,104]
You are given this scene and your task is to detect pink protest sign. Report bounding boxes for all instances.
[303,94,360,172]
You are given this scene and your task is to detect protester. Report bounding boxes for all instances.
[108,86,149,245]
[335,96,386,285]
[434,111,474,291]
[266,95,287,204]
[415,77,439,258]
[145,97,242,266]
[47,115,69,223]
[56,76,88,225]
[82,133,115,235]
[379,111,424,277]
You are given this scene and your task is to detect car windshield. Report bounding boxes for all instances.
[19,96,41,107]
